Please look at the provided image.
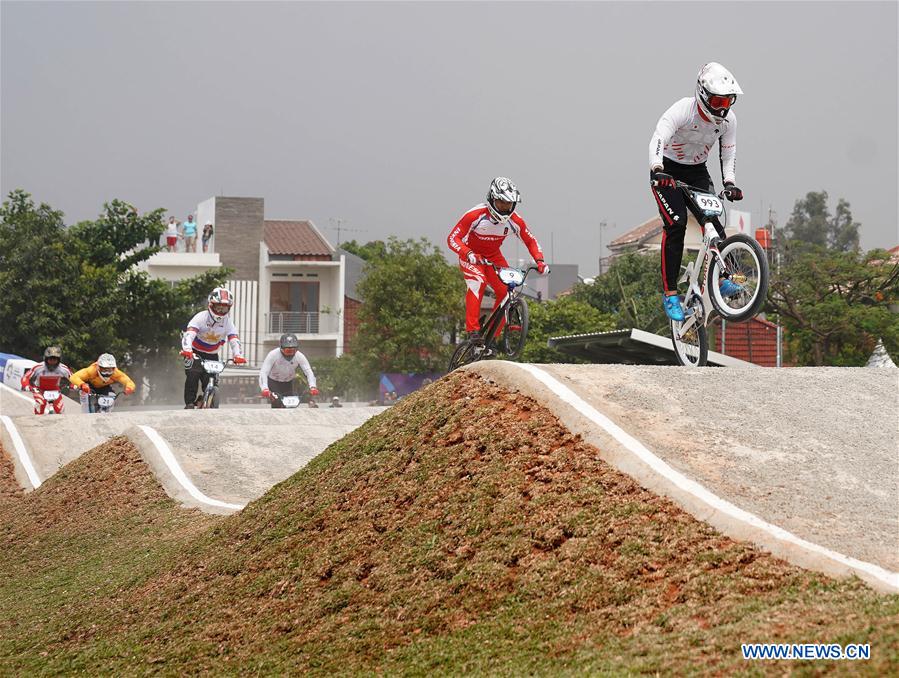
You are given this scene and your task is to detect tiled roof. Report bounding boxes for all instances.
[264,220,334,256]
[609,216,663,249]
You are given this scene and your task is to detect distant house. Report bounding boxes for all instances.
[607,212,748,262]
[138,196,361,362]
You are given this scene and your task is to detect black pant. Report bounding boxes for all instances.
[651,158,726,293]
[267,377,295,408]
[184,351,218,405]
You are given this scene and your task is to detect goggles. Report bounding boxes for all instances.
[707,94,736,110]
[492,199,515,216]
[99,368,115,378]
[280,347,297,357]
[210,303,231,316]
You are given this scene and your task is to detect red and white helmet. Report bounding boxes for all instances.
[695,62,742,123]
[486,177,521,224]
[208,287,233,321]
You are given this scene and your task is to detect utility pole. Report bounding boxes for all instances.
[599,220,609,276]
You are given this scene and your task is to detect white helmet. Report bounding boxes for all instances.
[486,177,521,224]
[695,62,743,123]
[97,353,117,380]
[208,287,233,321]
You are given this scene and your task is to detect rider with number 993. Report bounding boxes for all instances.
[180,287,247,408]
[447,177,549,340]
[649,62,745,322]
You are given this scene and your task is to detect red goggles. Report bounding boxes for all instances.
[707,94,736,110]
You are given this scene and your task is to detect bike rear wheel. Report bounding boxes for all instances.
[670,318,708,367]
[448,340,479,372]
[708,234,769,322]
[502,298,529,359]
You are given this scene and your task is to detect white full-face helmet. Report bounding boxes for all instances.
[97,353,117,381]
[695,62,743,123]
[486,177,521,224]
[208,287,233,322]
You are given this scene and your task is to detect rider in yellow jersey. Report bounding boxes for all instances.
[69,353,136,412]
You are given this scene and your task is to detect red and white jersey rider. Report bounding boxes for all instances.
[447,177,548,334]
[21,346,73,414]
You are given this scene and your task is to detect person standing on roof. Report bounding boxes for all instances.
[648,62,745,322]
[69,353,136,412]
[20,346,74,414]
[447,177,549,341]
[179,287,247,408]
[258,333,319,408]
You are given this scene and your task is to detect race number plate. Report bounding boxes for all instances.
[203,361,225,374]
[694,192,723,216]
[280,396,300,408]
[498,268,525,286]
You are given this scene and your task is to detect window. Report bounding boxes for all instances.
[270,281,320,313]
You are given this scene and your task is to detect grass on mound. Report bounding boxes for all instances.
[1,375,897,675]
[0,437,220,673]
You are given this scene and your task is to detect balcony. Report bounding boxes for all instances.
[266,311,340,335]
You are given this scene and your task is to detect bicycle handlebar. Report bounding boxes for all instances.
[650,179,733,200]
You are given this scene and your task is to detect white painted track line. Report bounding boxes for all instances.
[0,414,41,489]
[510,363,899,593]
[0,381,36,404]
[136,425,244,511]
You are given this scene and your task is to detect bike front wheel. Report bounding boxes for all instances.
[448,340,480,372]
[708,234,769,322]
[203,387,220,409]
[670,317,708,367]
[502,298,529,359]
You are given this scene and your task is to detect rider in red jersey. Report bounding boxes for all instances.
[447,177,548,340]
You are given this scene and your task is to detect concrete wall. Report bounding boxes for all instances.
[210,197,265,280]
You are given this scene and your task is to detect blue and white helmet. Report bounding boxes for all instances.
[486,177,521,224]
[695,62,743,123]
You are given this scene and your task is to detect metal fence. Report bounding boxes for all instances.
[266,311,339,335]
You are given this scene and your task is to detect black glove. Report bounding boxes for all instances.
[651,170,676,189]
[723,182,743,201]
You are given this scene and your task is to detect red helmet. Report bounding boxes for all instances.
[208,287,233,321]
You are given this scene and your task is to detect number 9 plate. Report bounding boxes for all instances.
[694,192,723,216]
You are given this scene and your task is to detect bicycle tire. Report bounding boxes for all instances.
[670,318,708,367]
[448,340,479,372]
[707,234,769,323]
[502,298,530,359]
[209,388,220,409]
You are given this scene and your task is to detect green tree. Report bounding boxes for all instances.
[767,246,899,365]
[0,190,231,400]
[779,190,860,253]
[521,296,616,363]
[351,237,464,376]
[340,239,388,262]
[572,251,669,334]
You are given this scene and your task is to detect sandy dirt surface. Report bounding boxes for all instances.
[1,407,384,505]
[478,363,899,573]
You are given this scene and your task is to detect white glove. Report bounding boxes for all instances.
[466,251,483,265]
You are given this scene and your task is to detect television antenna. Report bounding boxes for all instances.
[327,218,367,247]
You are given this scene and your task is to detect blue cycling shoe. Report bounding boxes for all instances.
[662,294,686,322]
[719,278,744,298]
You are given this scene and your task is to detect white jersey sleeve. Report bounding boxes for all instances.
[719,112,737,184]
[649,99,692,170]
[295,351,316,389]
[259,348,278,391]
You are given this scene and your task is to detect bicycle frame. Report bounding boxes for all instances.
[478,263,537,349]
[670,182,731,340]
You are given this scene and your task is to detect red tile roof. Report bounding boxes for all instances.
[264,220,333,256]
[609,216,663,249]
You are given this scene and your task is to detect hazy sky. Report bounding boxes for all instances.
[2,1,897,274]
